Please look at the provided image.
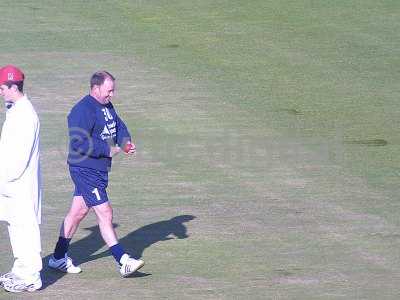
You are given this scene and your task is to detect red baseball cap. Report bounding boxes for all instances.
[0,65,24,85]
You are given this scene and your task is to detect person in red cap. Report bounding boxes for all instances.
[0,65,42,292]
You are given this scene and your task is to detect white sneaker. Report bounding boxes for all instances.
[119,254,144,277]
[0,272,16,285]
[2,276,42,293]
[48,254,82,274]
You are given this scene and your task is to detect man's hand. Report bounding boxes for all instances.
[109,146,121,157]
[123,141,136,154]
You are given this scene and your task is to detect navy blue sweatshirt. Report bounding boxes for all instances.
[67,95,131,172]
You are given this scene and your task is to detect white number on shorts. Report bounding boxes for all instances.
[92,188,101,201]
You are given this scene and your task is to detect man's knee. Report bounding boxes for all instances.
[94,203,113,223]
[67,207,89,222]
[67,196,90,222]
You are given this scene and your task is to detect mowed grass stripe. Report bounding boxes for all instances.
[0,1,399,299]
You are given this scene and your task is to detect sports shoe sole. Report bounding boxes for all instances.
[3,281,42,293]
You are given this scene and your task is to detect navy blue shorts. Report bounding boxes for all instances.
[69,166,109,207]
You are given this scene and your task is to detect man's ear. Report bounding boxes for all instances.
[92,85,99,96]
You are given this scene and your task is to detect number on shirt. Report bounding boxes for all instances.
[92,188,101,201]
[102,108,113,121]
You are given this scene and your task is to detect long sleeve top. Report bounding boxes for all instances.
[67,95,131,172]
[0,96,41,224]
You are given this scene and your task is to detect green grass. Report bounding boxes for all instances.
[0,1,400,299]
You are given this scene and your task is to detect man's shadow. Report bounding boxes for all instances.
[41,214,196,289]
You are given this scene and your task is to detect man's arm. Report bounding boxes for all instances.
[115,114,136,154]
[115,114,131,147]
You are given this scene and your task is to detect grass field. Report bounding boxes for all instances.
[0,1,400,299]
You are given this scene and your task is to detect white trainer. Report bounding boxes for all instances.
[0,272,16,285]
[48,254,82,274]
[119,254,144,277]
[2,276,42,293]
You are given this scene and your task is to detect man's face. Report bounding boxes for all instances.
[94,78,115,104]
[0,84,13,102]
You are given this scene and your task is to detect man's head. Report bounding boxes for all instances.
[0,65,24,103]
[90,71,115,104]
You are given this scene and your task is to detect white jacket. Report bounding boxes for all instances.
[0,96,41,225]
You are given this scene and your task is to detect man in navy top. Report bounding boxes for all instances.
[48,71,144,277]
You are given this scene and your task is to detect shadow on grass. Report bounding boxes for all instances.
[41,214,196,289]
